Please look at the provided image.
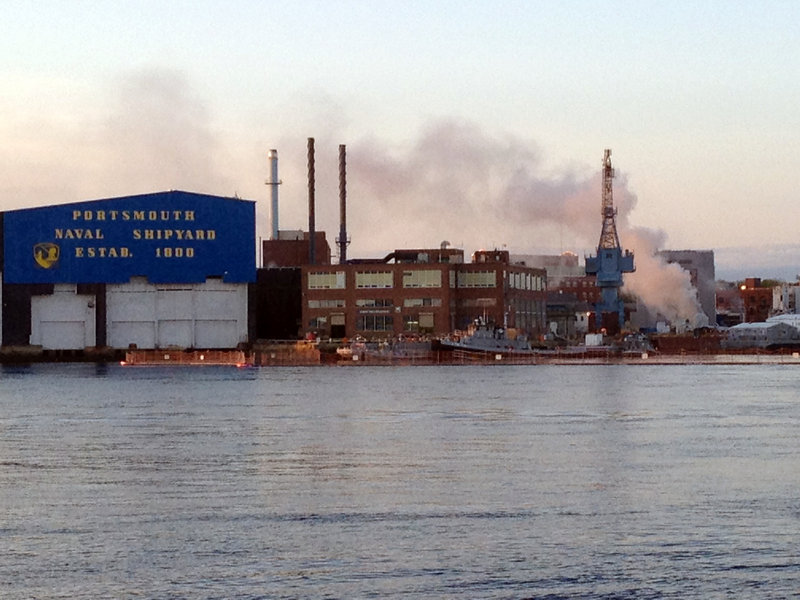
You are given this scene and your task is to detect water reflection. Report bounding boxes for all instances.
[1,364,799,597]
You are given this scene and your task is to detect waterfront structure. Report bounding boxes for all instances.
[1,191,255,351]
[766,313,800,329]
[722,320,800,350]
[301,247,546,340]
[584,149,635,332]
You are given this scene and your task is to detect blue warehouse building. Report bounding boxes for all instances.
[1,191,256,353]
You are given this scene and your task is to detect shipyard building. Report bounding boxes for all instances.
[263,234,548,341]
[1,191,255,352]
[299,247,547,340]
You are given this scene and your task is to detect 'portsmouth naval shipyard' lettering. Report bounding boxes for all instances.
[57,208,218,260]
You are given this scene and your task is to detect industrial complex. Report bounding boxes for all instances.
[2,145,799,363]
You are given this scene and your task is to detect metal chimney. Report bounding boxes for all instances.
[307,137,316,265]
[266,149,280,240]
[338,144,348,264]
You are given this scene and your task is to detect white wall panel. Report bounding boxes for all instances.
[156,288,194,320]
[30,285,96,349]
[194,290,240,318]
[107,278,247,349]
[110,321,156,350]
[38,322,86,350]
[158,320,193,348]
[195,320,238,348]
[107,278,156,322]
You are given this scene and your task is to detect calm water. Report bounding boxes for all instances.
[1,363,799,599]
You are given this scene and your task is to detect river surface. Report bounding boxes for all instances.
[1,363,799,599]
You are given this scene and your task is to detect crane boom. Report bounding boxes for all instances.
[598,149,621,250]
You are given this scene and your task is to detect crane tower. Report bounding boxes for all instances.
[584,149,635,332]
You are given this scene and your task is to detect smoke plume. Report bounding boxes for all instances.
[344,119,707,327]
[95,69,234,196]
[347,120,602,251]
[0,67,233,209]
[622,228,710,328]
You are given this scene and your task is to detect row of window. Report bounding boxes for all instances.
[403,270,441,288]
[308,271,347,290]
[309,270,440,290]
[357,315,393,331]
[307,299,346,308]
[307,269,523,290]
[507,271,545,291]
[309,313,437,333]
[356,298,393,307]
[308,298,442,309]
[512,299,547,331]
[562,279,597,288]
[457,271,496,288]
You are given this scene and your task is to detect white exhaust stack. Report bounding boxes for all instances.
[266,149,281,240]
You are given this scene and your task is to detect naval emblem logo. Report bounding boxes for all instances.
[33,243,60,269]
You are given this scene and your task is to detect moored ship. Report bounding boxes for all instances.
[436,318,536,357]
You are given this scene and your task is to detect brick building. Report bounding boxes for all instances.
[555,275,601,306]
[262,230,331,268]
[301,248,546,340]
[740,278,772,323]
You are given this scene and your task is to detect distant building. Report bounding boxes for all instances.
[772,283,800,315]
[740,278,772,323]
[723,320,800,350]
[658,250,716,325]
[554,275,601,306]
[766,313,800,329]
[716,281,744,327]
[511,252,584,287]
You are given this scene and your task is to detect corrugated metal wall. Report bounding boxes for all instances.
[30,284,96,349]
[107,277,247,350]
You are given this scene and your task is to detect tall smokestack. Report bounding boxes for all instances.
[307,137,316,265]
[266,149,280,240]
[338,144,348,264]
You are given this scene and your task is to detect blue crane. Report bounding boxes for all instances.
[584,149,635,332]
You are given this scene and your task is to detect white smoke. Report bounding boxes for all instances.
[345,119,708,328]
[94,68,234,196]
[621,228,710,328]
[346,119,600,252]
